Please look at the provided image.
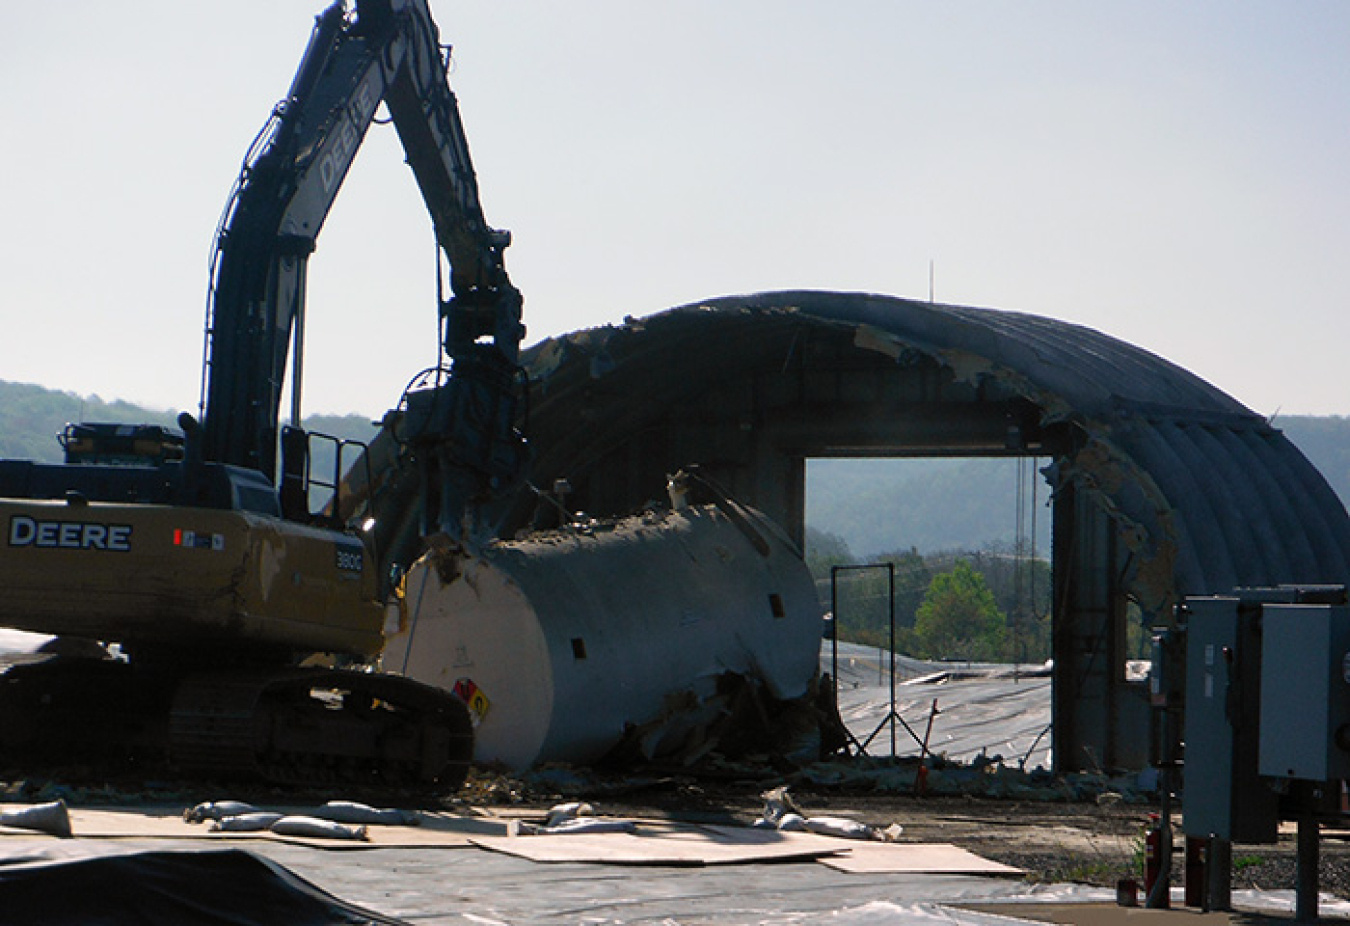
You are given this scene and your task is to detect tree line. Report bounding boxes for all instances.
[807,527,1053,664]
[0,379,377,465]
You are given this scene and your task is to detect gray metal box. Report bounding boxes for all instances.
[1259,604,1350,781]
[1183,596,1278,842]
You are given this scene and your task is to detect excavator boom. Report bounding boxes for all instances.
[203,0,526,534]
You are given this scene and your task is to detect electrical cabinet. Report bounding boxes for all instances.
[1179,588,1349,921]
[1182,595,1279,843]
[1259,604,1350,781]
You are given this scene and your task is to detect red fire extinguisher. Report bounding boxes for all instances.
[1143,813,1167,907]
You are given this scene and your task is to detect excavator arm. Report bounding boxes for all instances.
[201,0,526,547]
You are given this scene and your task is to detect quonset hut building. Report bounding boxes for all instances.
[505,290,1350,771]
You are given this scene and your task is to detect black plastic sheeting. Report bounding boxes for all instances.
[0,845,408,926]
[524,290,1350,614]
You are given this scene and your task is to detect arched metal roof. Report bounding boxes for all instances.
[525,290,1350,614]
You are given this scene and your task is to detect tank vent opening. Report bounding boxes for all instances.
[571,637,588,660]
[768,593,786,619]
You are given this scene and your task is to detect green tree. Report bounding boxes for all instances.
[960,548,1052,662]
[913,560,1008,661]
[814,547,934,650]
[874,548,934,630]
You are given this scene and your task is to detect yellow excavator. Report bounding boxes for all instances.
[0,0,528,790]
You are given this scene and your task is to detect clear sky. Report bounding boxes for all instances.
[4,2,1348,419]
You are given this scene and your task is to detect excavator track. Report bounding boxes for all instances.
[170,668,473,789]
[0,657,472,792]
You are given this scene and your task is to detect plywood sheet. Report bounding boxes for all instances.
[470,824,848,866]
[694,825,1020,875]
[813,840,1022,875]
[1,807,508,848]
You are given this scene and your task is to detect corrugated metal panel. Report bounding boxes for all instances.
[525,290,1350,608]
[687,291,1253,419]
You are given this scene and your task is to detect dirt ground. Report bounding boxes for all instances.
[457,771,1350,904]
[6,763,1349,909]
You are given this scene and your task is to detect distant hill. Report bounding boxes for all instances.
[807,416,1350,558]
[806,457,1053,559]
[3,378,1348,556]
[0,380,179,463]
[1276,415,1350,513]
[0,379,378,465]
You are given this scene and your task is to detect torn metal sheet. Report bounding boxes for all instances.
[1048,434,1181,618]
[934,347,1077,425]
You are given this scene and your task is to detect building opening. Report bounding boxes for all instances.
[807,456,1055,768]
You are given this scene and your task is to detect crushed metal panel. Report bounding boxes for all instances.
[934,347,1077,424]
[852,323,908,361]
[1048,434,1180,618]
[1116,419,1244,597]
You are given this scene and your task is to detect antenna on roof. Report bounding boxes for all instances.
[928,260,935,303]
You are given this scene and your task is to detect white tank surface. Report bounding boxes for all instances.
[382,502,822,770]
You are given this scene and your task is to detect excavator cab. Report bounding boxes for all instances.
[278,424,372,528]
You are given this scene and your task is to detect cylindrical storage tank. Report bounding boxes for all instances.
[382,502,822,770]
